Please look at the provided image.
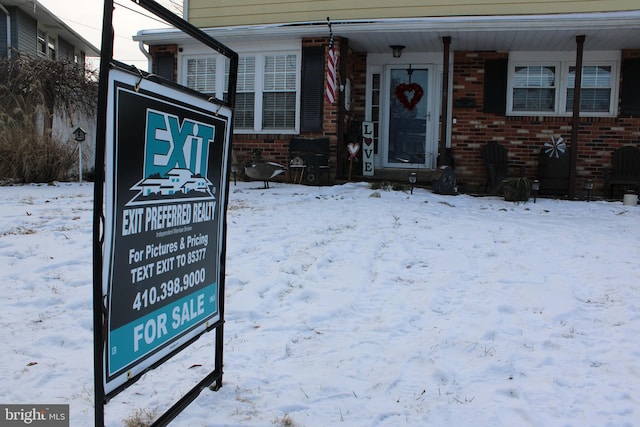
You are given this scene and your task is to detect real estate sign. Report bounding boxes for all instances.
[102,67,231,394]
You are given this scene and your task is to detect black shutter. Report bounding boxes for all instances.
[483,58,508,114]
[621,58,640,116]
[300,46,324,132]
[156,54,175,82]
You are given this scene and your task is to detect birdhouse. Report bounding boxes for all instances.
[73,127,87,142]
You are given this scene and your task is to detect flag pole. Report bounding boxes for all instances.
[325,17,337,105]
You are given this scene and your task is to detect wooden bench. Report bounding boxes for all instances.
[603,145,640,197]
[288,137,330,185]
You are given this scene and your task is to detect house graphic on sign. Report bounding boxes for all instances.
[130,168,214,198]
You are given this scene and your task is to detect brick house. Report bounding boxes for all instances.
[134,1,640,197]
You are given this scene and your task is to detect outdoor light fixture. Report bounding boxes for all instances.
[531,179,540,203]
[585,179,593,202]
[408,172,417,194]
[390,45,405,58]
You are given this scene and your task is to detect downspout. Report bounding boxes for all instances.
[569,35,585,199]
[0,4,11,60]
[438,36,451,167]
[138,38,152,72]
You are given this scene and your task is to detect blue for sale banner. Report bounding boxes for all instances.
[102,68,231,393]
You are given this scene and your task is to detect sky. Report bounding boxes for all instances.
[39,0,175,70]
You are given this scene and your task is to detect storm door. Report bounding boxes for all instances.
[385,66,433,167]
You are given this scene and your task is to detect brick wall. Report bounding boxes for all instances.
[150,40,358,183]
[149,41,639,194]
[451,50,640,195]
[232,37,352,182]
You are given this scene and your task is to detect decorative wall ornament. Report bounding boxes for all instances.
[346,142,360,181]
[362,121,374,176]
[347,142,360,159]
[395,83,423,110]
[544,136,567,158]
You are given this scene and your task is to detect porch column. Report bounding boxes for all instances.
[336,37,348,179]
[438,36,452,167]
[569,35,585,198]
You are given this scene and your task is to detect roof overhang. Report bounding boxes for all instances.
[135,11,640,53]
[1,0,100,57]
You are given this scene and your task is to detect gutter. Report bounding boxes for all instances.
[134,10,640,43]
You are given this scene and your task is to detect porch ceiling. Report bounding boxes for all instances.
[348,27,640,53]
[137,11,640,54]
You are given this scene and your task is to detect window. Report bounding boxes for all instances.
[225,57,256,130]
[262,54,296,129]
[566,65,612,113]
[507,52,619,116]
[512,66,556,112]
[186,57,216,96]
[37,30,57,59]
[184,50,299,133]
[37,30,47,57]
[47,36,56,60]
[370,73,381,154]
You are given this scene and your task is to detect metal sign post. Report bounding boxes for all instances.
[93,1,237,425]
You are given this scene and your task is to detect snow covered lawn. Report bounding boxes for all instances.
[1,181,638,426]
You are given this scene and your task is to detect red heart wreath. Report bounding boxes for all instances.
[395,83,424,110]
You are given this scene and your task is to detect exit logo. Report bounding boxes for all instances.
[127,109,217,205]
[144,109,214,178]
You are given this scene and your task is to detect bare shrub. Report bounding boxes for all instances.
[122,407,158,427]
[0,121,77,182]
[0,54,98,123]
[274,414,301,427]
[0,55,97,182]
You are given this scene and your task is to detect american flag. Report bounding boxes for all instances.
[325,32,337,105]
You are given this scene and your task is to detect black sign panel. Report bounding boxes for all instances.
[102,68,231,393]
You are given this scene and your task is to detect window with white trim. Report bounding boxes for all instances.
[186,57,216,96]
[183,51,299,133]
[566,65,612,113]
[37,29,56,59]
[262,54,297,129]
[37,30,47,57]
[512,65,556,112]
[225,56,256,130]
[370,73,381,154]
[507,52,619,117]
[47,36,56,60]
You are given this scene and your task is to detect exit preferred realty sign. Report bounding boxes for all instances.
[102,68,231,394]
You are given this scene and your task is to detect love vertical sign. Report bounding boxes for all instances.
[362,121,374,176]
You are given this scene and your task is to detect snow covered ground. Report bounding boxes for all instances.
[1,181,639,426]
